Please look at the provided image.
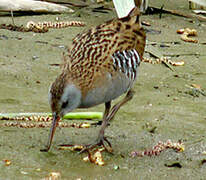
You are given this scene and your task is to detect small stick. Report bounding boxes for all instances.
[10,10,15,26]
[150,6,206,22]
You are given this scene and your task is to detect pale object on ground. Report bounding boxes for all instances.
[193,9,206,13]
[188,0,206,7]
[113,0,135,18]
[113,0,149,18]
[189,0,206,10]
[139,0,149,13]
[0,0,73,13]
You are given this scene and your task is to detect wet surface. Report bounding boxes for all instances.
[0,0,206,179]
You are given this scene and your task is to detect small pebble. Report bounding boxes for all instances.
[0,35,8,40]
[58,45,65,49]
[32,56,39,60]
[114,165,119,170]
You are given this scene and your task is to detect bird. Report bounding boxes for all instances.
[41,0,146,152]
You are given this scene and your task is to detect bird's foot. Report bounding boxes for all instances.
[57,137,112,153]
[80,136,113,154]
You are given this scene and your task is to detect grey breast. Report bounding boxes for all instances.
[79,49,140,108]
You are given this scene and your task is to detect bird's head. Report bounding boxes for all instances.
[48,74,82,120]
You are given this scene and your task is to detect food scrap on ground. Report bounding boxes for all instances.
[83,147,106,166]
[131,139,184,157]
[0,20,85,33]
[59,144,107,166]
[3,159,11,166]
[58,144,84,151]
[0,121,91,128]
[42,172,61,180]
[0,113,103,128]
[0,115,53,121]
[0,23,48,33]
[142,57,185,66]
[26,21,85,29]
[177,28,198,43]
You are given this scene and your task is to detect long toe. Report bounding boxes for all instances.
[79,136,113,154]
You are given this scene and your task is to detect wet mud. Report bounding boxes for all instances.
[0,0,206,179]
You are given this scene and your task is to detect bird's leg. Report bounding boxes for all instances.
[95,89,134,149]
[96,101,112,149]
[79,101,111,153]
[106,89,134,122]
[81,89,134,153]
[103,101,111,120]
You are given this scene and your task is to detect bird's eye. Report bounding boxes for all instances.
[61,101,68,109]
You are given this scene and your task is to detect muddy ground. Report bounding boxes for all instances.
[0,0,206,179]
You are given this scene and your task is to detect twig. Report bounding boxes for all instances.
[10,10,15,26]
[149,6,206,22]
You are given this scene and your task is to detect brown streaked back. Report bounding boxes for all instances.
[61,7,146,98]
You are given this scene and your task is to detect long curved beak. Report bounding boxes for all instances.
[40,112,60,152]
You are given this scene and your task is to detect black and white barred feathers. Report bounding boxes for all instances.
[111,49,141,81]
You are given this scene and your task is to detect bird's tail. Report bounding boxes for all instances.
[113,0,136,19]
[119,6,141,26]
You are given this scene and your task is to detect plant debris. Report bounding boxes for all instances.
[0,24,48,33]
[0,121,91,128]
[59,144,108,166]
[191,83,201,89]
[58,144,84,151]
[83,147,106,166]
[141,20,151,26]
[42,172,61,180]
[0,115,52,121]
[177,28,198,43]
[0,20,85,33]
[142,57,185,66]
[131,139,184,157]
[3,159,11,166]
[148,6,206,22]
[185,84,206,97]
[26,21,85,29]
[0,115,91,128]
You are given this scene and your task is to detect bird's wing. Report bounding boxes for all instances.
[111,49,141,82]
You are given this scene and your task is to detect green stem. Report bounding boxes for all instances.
[63,112,103,120]
[0,112,103,120]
